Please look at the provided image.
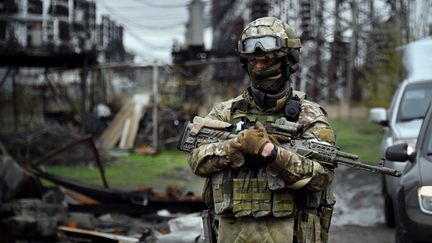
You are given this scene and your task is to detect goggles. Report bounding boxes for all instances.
[238,36,284,54]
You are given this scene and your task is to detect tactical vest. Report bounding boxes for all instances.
[210,91,307,218]
[211,167,296,218]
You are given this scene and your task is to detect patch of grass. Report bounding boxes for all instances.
[44,119,384,189]
[44,150,203,190]
[330,118,383,163]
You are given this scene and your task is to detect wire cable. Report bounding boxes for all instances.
[98,1,186,30]
[132,0,187,9]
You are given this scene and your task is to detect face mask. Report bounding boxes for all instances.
[248,84,292,111]
[247,60,286,93]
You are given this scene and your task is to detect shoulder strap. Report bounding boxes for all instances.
[231,98,250,113]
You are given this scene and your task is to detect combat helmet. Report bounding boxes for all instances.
[237,17,302,77]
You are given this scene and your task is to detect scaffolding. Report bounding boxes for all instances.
[209,0,431,104]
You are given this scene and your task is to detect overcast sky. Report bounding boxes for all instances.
[97,0,212,64]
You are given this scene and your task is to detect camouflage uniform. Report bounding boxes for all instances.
[187,17,336,243]
[188,89,335,243]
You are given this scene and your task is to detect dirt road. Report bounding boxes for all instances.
[329,166,395,243]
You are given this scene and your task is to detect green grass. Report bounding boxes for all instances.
[330,118,383,163]
[44,150,204,191]
[44,119,384,189]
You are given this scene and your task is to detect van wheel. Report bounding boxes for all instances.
[384,194,396,228]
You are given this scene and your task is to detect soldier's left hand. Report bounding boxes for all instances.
[237,121,271,156]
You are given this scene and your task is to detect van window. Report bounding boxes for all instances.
[397,81,432,122]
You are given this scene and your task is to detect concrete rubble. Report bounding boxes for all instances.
[157,213,204,243]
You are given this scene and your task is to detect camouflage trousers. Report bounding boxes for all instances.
[217,211,326,243]
[218,216,295,243]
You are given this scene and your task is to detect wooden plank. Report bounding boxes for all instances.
[124,94,150,149]
[119,118,131,149]
[98,101,134,149]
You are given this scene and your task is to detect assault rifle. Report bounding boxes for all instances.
[178,116,401,177]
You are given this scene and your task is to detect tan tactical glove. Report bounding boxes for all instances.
[224,138,245,168]
[236,121,271,156]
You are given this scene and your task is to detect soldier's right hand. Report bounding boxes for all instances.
[224,138,245,168]
[236,121,271,156]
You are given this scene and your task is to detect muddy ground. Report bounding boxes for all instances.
[329,166,395,243]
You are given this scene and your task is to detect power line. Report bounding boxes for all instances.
[132,0,187,9]
[99,1,178,51]
[126,25,185,34]
[98,2,186,30]
[124,29,175,50]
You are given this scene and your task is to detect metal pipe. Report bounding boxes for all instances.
[27,135,109,188]
[85,137,109,188]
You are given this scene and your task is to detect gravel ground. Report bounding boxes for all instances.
[329,166,396,243]
[329,225,395,243]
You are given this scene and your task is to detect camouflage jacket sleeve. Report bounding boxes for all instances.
[187,97,240,177]
[267,100,335,191]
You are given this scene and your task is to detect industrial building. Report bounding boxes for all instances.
[0,0,128,67]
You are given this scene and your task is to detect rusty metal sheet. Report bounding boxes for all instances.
[32,169,207,215]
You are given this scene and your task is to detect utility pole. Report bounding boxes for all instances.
[315,0,325,102]
[347,0,358,118]
[80,57,88,128]
[152,61,159,150]
[328,0,342,104]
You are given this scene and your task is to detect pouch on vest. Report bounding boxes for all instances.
[212,170,233,215]
[320,206,332,243]
[266,169,286,191]
[324,187,336,206]
[251,168,272,217]
[202,177,213,207]
[296,211,323,243]
[232,168,254,217]
[320,187,336,243]
[272,191,295,218]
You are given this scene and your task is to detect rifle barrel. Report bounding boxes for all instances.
[336,150,359,160]
[337,156,401,177]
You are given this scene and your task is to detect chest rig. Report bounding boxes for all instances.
[210,91,306,218]
[230,90,304,133]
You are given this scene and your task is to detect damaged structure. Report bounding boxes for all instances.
[0,1,209,241]
[0,0,128,66]
[0,137,207,242]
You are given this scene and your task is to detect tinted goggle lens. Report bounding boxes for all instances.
[241,36,281,53]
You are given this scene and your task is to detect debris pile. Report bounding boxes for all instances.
[0,199,67,239]
[0,123,109,166]
[0,139,207,242]
[99,94,187,152]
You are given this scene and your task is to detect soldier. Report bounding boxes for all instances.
[188,17,336,243]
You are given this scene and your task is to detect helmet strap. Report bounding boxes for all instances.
[284,49,300,77]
